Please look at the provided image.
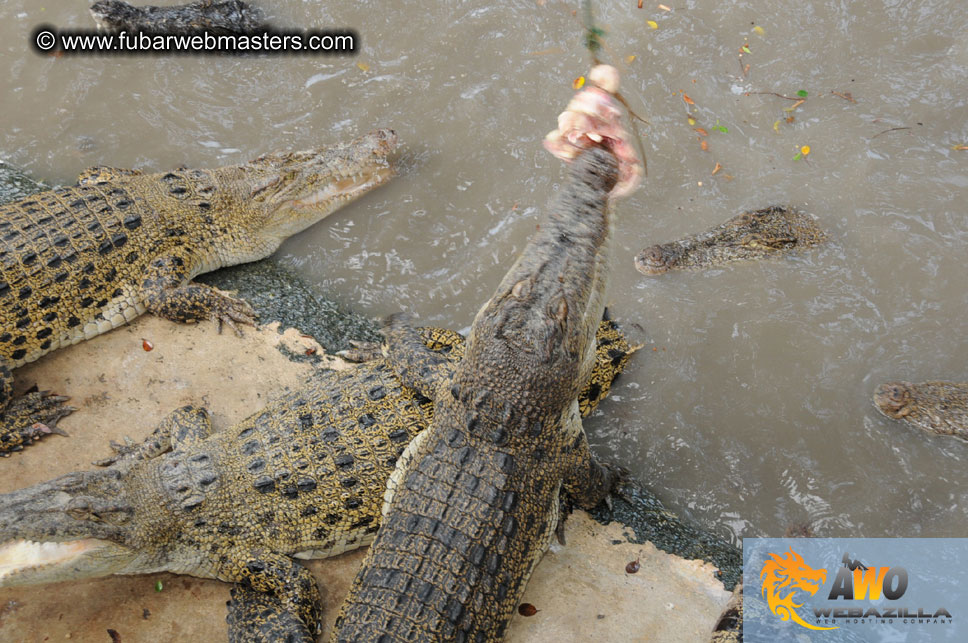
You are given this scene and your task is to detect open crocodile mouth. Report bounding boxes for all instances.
[0,538,120,586]
[289,166,395,210]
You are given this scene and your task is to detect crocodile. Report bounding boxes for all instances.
[334,143,627,640]
[0,318,635,641]
[634,205,825,275]
[0,128,396,454]
[90,0,264,34]
[873,380,968,440]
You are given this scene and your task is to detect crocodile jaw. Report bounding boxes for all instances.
[260,128,398,241]
[0,538,133,587]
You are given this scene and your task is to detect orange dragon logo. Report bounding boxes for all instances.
[760,547,838,631]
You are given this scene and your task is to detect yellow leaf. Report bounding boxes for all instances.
[753,26,765,35]
[626,54,636,64]
[801,145,811,156]
[647,20,658,29]
[688,117,696,126]
[772,119,780,132]
[356,62,370,72]
[572,76,585,90]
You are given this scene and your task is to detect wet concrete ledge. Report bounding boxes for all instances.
[0,164,737,640]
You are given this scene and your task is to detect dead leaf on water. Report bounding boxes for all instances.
[658,3,672,10]
[700,139,708,151]
[356,62,370,72]
[712,162,722,175]
[694,127,708,136]
[682,93,695,105]
[528,47,565,56]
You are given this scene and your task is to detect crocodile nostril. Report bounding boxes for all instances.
[634,246,670,275]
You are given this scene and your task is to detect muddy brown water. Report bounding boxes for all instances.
[2,0,968,545]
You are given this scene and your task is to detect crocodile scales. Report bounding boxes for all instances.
[0,129,396,454]
[0,317,635,641]
[334,144,623,642]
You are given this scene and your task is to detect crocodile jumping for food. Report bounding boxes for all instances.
[90,0,264,34]
[335,70,639,641]
[0,129,396,454]
[873,380,968,440]
[634,205,825,275]
[0,318,635,641]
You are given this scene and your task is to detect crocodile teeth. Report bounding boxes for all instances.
[0,539,103,582]
[290,168,394,209]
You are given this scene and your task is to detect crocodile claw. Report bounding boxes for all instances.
[0,389,75,454]
[209,289,258,337]
[336,340,383,363]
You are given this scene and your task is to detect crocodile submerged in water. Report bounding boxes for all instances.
[335,119,633,643]
[634,205,825,275]
[90,0,264,34]
[873,381,968,440]
[0,318,635,641]
[0,129,396,454]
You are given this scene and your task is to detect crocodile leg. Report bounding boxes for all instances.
[141,253,257,336]
[227,585,317,643]
[380,314,457,398]
[561,414,620,510]
[95,404,214,466]
[0,362,73,456]
[223,552,322,643]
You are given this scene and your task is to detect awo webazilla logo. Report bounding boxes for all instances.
[759,546,953,630]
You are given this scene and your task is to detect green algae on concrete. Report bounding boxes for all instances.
[591,479,742,591]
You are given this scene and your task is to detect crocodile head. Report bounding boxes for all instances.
[634,206,825,275]
[233,128,397,258]
[0,469,141,587]
[90,0,142,30]
[873,381,916,420]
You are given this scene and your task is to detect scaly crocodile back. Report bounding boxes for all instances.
[0,175,223,367]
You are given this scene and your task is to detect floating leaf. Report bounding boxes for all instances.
[712,162,722,175]
[714,121,728,133]
[797,89,808,98]
[356,62,370,72]
[783,99,806,112]
[155,580,164,592]
[659,4,671,10]
[700,139,709,151]
[625,54,636,63]
[952,144,968,151]
[785,115,795,123]
[687,117,696,126]
[773,119,781,132]
[695,127,708,136]
[637,0,643,7]
[682,93,695,105]
[753,25,765,35]
[518,603,539,616]
[573,76,585,90]
[793,152,802,161]
[741,45,751,54]
[647,20,659,29]
[800,145,811,156]
[142,339,153,352]
[626,558,641,574]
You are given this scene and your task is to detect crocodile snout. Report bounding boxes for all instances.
[634,245,677,275]
[873,382,914,418]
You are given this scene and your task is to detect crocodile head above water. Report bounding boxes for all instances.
[873,380,968,440]
[208,128,397,266]
[0,468,142,586]
[635,206,825,275]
